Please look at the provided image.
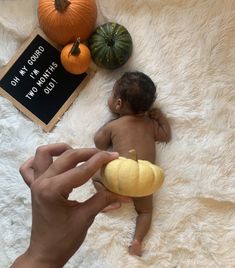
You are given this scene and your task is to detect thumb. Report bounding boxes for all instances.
[81,191,125,220]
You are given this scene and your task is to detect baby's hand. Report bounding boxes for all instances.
[147,107,163,120]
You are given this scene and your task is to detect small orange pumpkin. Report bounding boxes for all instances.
[60,38,91,74]
[38,0,97,45]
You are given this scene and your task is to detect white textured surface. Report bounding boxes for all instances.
[0,0,235,267]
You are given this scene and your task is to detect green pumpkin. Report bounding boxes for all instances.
[89,22,133,69]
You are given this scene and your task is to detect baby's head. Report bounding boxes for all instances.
[108,71,156,115]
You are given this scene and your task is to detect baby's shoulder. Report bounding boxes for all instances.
[104,117,121,129]
[105,116,129,130]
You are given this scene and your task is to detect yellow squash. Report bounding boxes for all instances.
[101,150,164,197]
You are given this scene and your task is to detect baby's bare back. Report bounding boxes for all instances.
[110,115,156,163]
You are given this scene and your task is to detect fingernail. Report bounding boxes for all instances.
[109,152,119,157]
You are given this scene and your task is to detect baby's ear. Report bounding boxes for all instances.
[115,98,122,110]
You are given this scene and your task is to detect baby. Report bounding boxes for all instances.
[93,71,171,256]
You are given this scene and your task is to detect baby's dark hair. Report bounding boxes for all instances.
[115,71,157,113]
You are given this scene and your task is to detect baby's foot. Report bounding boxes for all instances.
[102,202,121,212]
[128,239,142,257]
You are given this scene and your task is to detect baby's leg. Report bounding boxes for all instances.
[92,172,121,212]
[129,195,153,256]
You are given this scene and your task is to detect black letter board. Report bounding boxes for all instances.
[0,28,91,132]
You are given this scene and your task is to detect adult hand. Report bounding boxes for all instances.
[12,143,122,268]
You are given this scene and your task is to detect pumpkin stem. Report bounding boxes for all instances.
[69,38,81,57]
[129,149,138,161]
[55,0,71,12]
[107,38,115,47]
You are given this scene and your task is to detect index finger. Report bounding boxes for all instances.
[55,151,119,197]
[41,148,100,178]
[33,143,72,178]
[19,143,72,187]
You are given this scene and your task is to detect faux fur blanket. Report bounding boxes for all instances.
[0,0,234,267]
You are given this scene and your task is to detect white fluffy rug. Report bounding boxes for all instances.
[0,0,235,267]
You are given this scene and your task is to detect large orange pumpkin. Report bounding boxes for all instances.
[38,0,97,45]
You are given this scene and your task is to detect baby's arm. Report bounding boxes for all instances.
[148,108,171,142]
[94,123,112,150]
